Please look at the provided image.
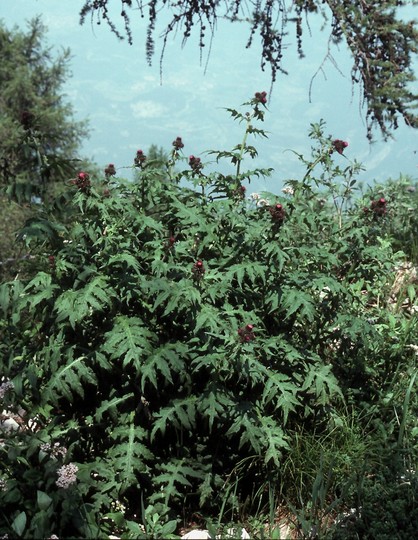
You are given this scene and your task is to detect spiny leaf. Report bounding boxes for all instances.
[105,253,142,274]
[0,280,24,317]
[259,416,289,467]
[140,342,188,391]
[226,261,268,289]
[301,362,342,406]
[44,353,97,403]
[109,423,153,490]
[260,372,301,424]
[154,459,206,505]
[20,272,59,311]
[95,393,135,422]
[151,397,197,441]
[281,287,316,322]
[55,275,115,328]
[102,315,155,368]
[197,382,235,431]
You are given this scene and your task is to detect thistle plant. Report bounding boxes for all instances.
[0,95,416,539]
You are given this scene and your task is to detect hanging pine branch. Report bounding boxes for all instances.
[78,0,417,140]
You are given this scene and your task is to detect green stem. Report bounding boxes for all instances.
[141,172,145,208]
[235,114,252,181]
[397,370,417,450]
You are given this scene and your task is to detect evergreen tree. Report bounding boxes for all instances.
[147,144,168,169]
[0,16,89,202]
[78,0,418,140]
[0,16,90,279]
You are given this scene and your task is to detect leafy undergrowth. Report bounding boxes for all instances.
[0,95,417,539]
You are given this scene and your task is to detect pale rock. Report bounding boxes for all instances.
[181,531,211,539]
[0,417,19,432]
[181,527,250,539]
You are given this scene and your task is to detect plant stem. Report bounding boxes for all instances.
[236,114,252,181]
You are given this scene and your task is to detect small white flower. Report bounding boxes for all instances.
[257,198,270,207]
[318,286,331,301]
[282,186,294,196]
[0,380,14,399]
[408,344,418,355]
[56,463,78,489]
[111,499,126,513]
[41,442,67,460]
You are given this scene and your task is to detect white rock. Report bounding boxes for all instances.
[181,527,250,539]
[181,530,211,539]
[0,417,19,432]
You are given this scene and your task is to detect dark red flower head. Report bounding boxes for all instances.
[189,155,203,172]
[332,139,349,155]
[232,185,246,199]
[370,197,387,217]
[72,171,91,193]
[269,203,286,224]
[255,91,268,104]
[172,136,184,150]
[104,163,116,176]
[134,149,146,166]
[192,259,205,279]
[165,235,176,250]
[238,324,255,343]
